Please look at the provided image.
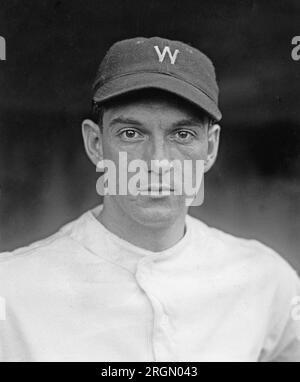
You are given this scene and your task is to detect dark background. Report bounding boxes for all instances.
[0,0,299,271]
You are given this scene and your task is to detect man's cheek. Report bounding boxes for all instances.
[177,144,207,160]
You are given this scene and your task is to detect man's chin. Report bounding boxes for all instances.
[119,194,187,227]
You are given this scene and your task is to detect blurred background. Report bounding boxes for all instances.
[0,0,299,271]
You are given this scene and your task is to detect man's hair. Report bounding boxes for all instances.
[91,89,216,132]
[92,101,106,132]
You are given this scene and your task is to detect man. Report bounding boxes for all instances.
[0,37,299,361]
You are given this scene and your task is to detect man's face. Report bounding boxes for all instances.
[98,92,219,227]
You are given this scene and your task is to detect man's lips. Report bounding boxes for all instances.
[138,184,174,192]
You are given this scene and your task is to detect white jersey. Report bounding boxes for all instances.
[0,204,299,361]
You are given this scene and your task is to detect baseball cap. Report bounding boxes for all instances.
[92,37,222,121]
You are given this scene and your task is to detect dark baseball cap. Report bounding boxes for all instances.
[92,37,222,121]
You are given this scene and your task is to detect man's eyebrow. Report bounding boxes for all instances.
[109,117,143,127]
[172,118,205,128]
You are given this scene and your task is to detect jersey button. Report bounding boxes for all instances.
[161,315,169,327]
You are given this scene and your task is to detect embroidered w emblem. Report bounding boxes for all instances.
[154,46,180,65]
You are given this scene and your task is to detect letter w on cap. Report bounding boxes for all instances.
[154,46,180,65]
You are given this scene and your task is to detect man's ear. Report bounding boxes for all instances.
[81,119,103,166]
[204,124,221,173]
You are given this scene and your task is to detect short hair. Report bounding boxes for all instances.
[92,101,106,132]
[91,89,216,131]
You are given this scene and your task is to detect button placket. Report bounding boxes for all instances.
[135,255,176,361]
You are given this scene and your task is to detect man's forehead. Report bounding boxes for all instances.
[105,105,206,129]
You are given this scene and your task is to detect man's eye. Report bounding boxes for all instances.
[119,129,142,140]
[174,130,195,141]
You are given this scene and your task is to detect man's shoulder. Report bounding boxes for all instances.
[188,214,300,286]
[0,210,101,300]
[0,212,88,277]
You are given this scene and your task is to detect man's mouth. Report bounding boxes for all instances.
[138,184,174,192]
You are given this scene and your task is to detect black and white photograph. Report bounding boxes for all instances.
[0,0,300,364]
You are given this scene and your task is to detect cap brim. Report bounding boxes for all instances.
[93,72,222,121]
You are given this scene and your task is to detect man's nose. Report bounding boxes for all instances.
[146,139,173,175]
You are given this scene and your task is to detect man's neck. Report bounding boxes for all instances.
[96,199,187,252]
